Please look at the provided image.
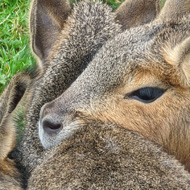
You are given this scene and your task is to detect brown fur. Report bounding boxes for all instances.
[116,0,161,30]
[0,73,32,189]
[28,121,190,189]
[38,0,190,174]
[158,0,190,21]
[30,0,71,62]
[1,0,186,189]
[15,0,123,179]
[3,0,190,188]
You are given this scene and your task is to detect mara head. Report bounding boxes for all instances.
[28,0,164,148]
[28,0,161,145]
[37,0,190,170]
[15,0,165,176]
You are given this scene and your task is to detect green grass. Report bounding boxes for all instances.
[160,0,166,8]
[0,0,166,94]
[0,0,35,93]
[0,0,123,94]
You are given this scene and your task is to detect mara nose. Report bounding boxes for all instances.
[42,119,63,135]
[40,101,64,135]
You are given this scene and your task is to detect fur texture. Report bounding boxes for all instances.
[0,73,32,189]
[3,0,190,188]
[38,0,190,172]
[28,121,190,189]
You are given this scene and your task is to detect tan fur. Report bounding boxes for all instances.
[162,36,190,84]
[74,29,190,170]
[84,64,190,170]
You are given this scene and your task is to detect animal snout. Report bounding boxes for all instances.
[40,101,63,136]
[42,119,63,135]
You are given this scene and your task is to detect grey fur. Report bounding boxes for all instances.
[7,0,190,189]
[28,121,190,189]
[15,0,122,179]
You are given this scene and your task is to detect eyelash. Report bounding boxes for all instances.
[124,87,166,103]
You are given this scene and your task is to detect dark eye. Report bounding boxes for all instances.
[124,87,166,103]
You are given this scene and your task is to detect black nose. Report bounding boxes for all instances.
[42,119,63,135]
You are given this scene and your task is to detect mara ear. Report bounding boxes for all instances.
[0,73,31,160]
[0,73,30,126]
[30,0,71,62]
[115,0,160,30]
[158,0,190,21]
[163,36,190,86]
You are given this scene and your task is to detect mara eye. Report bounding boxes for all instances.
[124,87,166,103]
